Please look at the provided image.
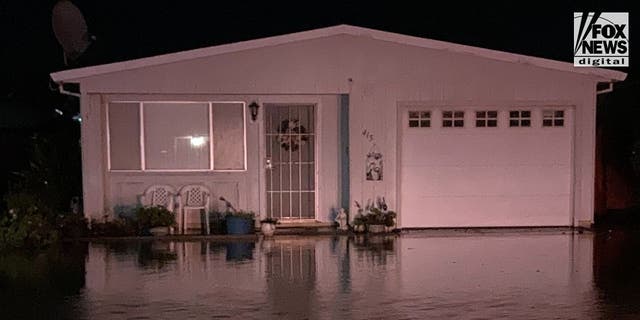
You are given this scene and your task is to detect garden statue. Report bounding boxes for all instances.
[335,208,348,231]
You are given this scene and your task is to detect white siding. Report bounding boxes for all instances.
[75,34,599,226]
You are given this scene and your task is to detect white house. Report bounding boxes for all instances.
[50,25,626,229]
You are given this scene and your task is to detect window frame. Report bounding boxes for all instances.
[442,110,465,128]
[106,100,247,172]
[475,110,498,128]
[408,110,431,128]
[542,109,565,127]
[509,110,532,127]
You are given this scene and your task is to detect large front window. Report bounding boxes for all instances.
[107,101,246,171]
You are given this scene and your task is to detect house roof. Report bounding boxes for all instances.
[50,24,627,82]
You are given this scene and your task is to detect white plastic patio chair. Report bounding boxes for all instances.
[177,184,211,235]
[139,184,177,211]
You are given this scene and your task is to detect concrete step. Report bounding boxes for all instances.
[273,222,336,235]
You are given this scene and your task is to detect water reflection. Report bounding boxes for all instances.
[226,242,255,261]
[594,230,640,316]
[2,233,640,319]
[137,242,177,269]
[264,239,317,318]
[0,244,88,319]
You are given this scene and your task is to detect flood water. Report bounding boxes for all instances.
[1,231,640,319]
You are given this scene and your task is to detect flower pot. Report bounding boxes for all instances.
[261,223,276,236]
[226,216,253,235]
[149,226,169,236]
[353,224,366,233]
[368,224,386,234]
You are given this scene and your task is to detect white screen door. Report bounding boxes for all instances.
[265,105,315,220]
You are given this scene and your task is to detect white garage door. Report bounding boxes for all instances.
[400,107,573,228]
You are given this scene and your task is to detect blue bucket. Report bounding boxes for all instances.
[225,216,253,235]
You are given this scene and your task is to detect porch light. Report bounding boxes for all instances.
[249,101,260,122]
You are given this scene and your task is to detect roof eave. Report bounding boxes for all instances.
[49,24,628,83]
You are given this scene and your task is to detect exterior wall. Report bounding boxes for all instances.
[80,93,105,219]
[76,34,600,226]
[83,93,340,223]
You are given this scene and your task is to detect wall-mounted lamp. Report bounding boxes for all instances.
[248,101,260,122]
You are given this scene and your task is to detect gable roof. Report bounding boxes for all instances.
[50,24,627,82]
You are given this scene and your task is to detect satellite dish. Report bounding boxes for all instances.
[52,0,91,64]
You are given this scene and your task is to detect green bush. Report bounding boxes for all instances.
[0,193,59,250]
[136,206,176,229]
[89,218,137,237]
[0,211,59,250]
[55,213,89,239]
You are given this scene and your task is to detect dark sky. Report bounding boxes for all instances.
[0,0,636,117]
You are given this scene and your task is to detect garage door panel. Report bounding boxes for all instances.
[403,134,571,168]
[400,107,573,227]
[401,195,570,227]
[401,165,571,197]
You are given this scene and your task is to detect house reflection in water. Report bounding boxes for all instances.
[263,239,317,318]
[69,233,625,318]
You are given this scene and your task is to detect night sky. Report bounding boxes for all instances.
[0,1,636,116]
[0,1,638,207]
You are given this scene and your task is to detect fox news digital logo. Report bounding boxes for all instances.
[574,12,629,67]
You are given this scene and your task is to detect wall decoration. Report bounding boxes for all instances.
[362,128,383,181]
[277,119,308,151]
[366,151,383,181]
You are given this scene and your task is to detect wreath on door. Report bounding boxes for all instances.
[277,119,309,151]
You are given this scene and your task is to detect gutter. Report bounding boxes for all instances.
[597,81,614,95]
[54,81,81,98]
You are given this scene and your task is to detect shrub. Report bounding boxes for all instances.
[136,206,176,229]
[55,213,89,239]
[0,193,59,250]
[0,211,58,250]
[89,218,137,237]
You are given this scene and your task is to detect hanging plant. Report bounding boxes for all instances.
[277,119,309,151]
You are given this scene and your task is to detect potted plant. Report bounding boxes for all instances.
[136,206,176,236]
[225,210,255,235]
[354,198,397,233]
[365,208,397,233]
[352,214,367,233]
[259,217,279,236]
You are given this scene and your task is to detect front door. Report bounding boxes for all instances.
[265,105,316,220]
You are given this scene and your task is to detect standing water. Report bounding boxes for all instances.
[1,232,639,319]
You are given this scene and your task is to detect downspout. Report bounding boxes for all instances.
[596,81,614,94]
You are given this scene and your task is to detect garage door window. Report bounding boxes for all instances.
[476,111,498,127]
[509,110,531,127]
[408,111,431,128]
[443,111,464,127]
[542,110,564,127]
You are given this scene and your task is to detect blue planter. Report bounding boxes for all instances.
[225,216,253,235]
